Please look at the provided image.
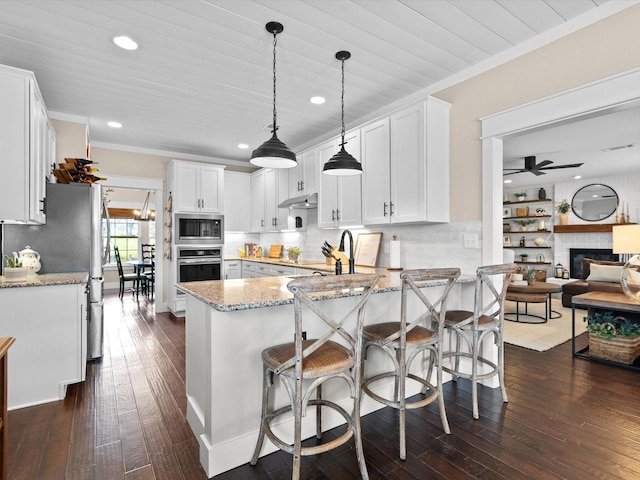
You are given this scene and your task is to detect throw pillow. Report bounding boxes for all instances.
[581,258,624,280]
[586,263,623,283]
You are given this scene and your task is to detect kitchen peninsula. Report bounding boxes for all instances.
[0,272,88,409]
[177,270,474,477]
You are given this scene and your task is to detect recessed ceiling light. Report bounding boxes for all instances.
[503,179,512,184]
[107,121,122,128]
[310,96,326,105]
[238,143,249,149]
[112,35,138,51]
[573,175,582,179]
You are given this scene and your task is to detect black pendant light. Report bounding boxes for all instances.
[323,50,362,176]
[250,21,297,169]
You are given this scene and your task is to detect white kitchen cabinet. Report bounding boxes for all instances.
[223,171,250,232]
[241,260,296,278]
[288,147,318,197]
[0,64,54,224]
[250,168,289,232]
[317,130,362,229]
[224,259,242,279]
[168,160,224,214]
[0,281,86,409]
[361,98,450,225]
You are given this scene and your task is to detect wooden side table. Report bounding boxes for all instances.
[506,281,563,323]
[572,292,640,370]
[0,337,15,480]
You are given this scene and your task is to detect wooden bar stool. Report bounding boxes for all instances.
[361,268,460,460]
[250,273,379,480]
[442,263,515,419]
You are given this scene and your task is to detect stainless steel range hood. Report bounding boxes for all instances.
[278,192,318,209]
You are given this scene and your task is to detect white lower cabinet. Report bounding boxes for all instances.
[317,130,362,229]
[0,282,86,409]
[224,260,242,279]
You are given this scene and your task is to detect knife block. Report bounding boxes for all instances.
[326,248,349,266]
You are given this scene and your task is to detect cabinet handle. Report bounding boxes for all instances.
[201,199,204,208]
[332,209,336,221]
[300,180,304,191]
[390,202,395,216]
[40,197,47,214]
[336,209,340,221]
[383,202,388,216]
[261,219,264,227]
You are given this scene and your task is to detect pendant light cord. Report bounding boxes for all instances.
[272,30,278,134]
[340,57,346,147]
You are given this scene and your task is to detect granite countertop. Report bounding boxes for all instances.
[177,269,475,312]
[0,272,88,288]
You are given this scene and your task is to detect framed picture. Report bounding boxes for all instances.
[502,207,512,218]
[503,235,511,246]
[354,232,382,267]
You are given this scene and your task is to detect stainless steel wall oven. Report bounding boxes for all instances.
[176,247,223,288]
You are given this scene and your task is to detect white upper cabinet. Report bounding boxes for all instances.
[223,171,250,232]
[0,65,54,224]
[361,98,450,225]
[288,148,318,197]
[317,130,362,229]
[250,168,289,232]
[168,161,224,214]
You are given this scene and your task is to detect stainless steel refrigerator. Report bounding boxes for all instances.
[1,182,106,359]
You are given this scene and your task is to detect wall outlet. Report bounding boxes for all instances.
[464,233,478,249]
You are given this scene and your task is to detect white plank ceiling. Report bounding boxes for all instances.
[0,0,626,174]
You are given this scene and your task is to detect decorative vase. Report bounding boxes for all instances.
[527,270,536,285]
[538,188,546,200]
[534,237,545,247]
[559,213,569,225]
[516,196,526,202]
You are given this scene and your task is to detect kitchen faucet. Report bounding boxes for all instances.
[339,229,355,274]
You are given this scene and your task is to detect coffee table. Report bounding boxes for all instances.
[571,291,640,370]
[505,281,562,324]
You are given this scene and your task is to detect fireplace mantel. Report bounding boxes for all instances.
[554,223,634,233]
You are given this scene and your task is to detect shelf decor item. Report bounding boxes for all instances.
[515,207,529,217]
[2,254,27,282]
[515,192,527,202]
[538,187,546,200]
[514,219,536,231]
[556,199,571,225]
[584,311,640,364]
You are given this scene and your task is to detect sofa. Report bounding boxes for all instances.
[561,258,625,308]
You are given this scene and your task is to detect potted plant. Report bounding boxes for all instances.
[514,219,536,231]
[584,311,640,364]
[3,253,28,282]
[514,192,527,202]
[519,253,529,263]
[287,246,301,263]
[556,199,571,225]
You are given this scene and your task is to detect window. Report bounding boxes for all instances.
[103,218,144,264]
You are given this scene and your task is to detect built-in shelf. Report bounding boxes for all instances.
[554,223,635,233]
[504,246,551,249]
[504,199,552,205]
[514,261,552,265]
[505,229,551,234]
[504,215,551,220]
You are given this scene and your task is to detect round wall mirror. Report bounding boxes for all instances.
[571,184,618,221]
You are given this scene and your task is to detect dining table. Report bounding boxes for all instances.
[126,259,153,295]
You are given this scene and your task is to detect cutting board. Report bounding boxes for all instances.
[268,245,283,258]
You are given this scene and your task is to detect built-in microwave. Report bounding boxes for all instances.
[175,213,224,244]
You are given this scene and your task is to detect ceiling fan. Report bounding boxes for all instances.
[503,155,583,176]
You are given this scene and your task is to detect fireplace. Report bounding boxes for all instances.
[569,248,619,279]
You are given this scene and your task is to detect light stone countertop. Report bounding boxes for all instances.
[177,269,475,312]
[0,272,88,288]
[225,256,339,274]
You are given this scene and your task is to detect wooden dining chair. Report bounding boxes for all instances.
[250,273,379,480]
[114,246,142,299]
[442,263,515,419]
[361,268,460,460]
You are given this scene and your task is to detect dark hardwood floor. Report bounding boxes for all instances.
[7,290,640,479]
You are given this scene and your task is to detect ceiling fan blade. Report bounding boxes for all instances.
[530,169,546,176]
[538,162,584,170]
[503,170,526,176]
[535,160,553,168]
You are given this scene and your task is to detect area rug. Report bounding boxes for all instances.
[503,298,588,352]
